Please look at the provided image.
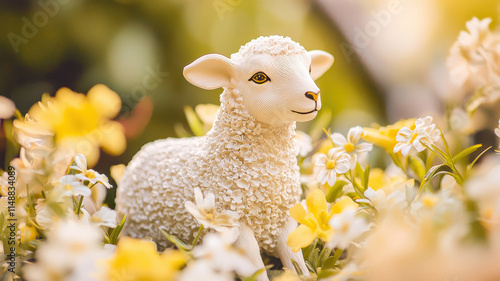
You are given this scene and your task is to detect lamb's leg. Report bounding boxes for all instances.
[276,216,310,276]
[234,223,269,281]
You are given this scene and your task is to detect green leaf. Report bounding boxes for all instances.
[109,215,127,245]
[420,164,448,190]
[160,227,191,251]
[184,106,204,136]
[326,180,348,203]
[242,265,273,281]
[321,256,338,270]
[318,246,332,266]
[363,165,370,190]
[317,269,337,280]
[452,144,482,164]
[467,146,492,173]
[408,156,426,180]
[310,247,320,269]
[291,259,303,276]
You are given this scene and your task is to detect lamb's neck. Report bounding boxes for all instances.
[206,89,297,157]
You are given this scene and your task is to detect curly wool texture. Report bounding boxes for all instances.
[231,35,307,61]
[116,88,302,253]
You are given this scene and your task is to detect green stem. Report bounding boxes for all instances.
[191,225,205,247]
[76,195,84,216]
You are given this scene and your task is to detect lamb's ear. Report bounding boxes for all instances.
[309,50,334,80]
[183,54,237,90]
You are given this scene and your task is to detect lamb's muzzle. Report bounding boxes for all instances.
[116,35,334,281]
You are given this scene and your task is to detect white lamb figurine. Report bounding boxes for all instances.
[116,35,333,280]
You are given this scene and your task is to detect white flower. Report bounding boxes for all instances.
[447,17,495,88]
[466,163,500,213]
[178,260,234,281]
[185,187,239,232]
[315,148,351,186]
[393,116,440,156]
[327,208,370,250]
[70,153,112,189]
[191,230,255,278]
[24,220,106,281]
[295,130,313,157]
[332,126,373,169]
[90,206,117,228]
[495,119,500,138]
[0,96,15,119]
[357,185,408,211]
[58,175,91,197]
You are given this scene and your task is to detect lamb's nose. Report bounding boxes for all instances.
[305,91,319,102]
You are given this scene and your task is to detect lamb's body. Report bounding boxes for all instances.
[116,89,302,252]
[116,35,334,280]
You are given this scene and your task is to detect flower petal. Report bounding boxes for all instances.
[87,84,122,119]
[99,121,126,156]
[347,126,363,143]
[331,133,347,146]
[306,189,328,218]
[290,203,307,223]
[331,196,358,215]
[287,224,317,252]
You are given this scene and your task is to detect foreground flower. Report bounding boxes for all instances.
[393,116,440,156]
[24,220,107,281]
[362,118,416,152]
[185,230,256,279]
[58,175,91,197]
[106,237,186,281]
[295,130,313,157]
[15,84,126,167]
[315,148,351,186]
[0,96,15,119]
[447,17,495,88]
[185,187,239,232]
[70,153,113,189]
[327,208,370,249]
[332,126,373,169]
[495,119,500,138]
[287,189,358,252]
[90,206,118,228]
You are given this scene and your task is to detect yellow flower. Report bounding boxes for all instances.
[17,85,125,167]
[287,189,358,252]
[361,119,416,152]
[106,237,186,281]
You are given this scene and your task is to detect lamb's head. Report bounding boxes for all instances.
[183,35,334,126]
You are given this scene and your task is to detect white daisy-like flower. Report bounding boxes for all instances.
[393,116,440,156]
[185,187,239,232]
[191,230,255,278]
[327,208,370,250]
[58,175,91,197]
[332,126,373,169]
[70,153,112,189]
[294,130,313,157]
[90,206,117,228]
[315,148,351,187]
[0,96,15,119]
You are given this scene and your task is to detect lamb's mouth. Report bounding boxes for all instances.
[291,109,318,115]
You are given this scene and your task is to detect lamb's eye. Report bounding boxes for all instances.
[249,72,270,84]
[309,65,312,74]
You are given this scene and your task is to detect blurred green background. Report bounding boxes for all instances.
[0,0,499,176]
